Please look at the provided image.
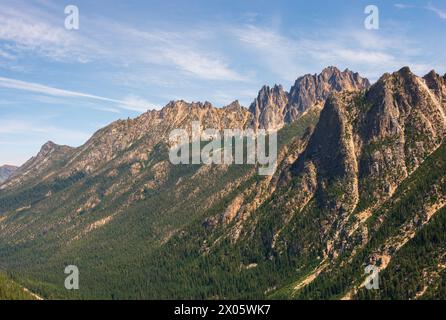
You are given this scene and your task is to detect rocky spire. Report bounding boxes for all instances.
[285,66,370,122]
[250,67,370,130]
[249,84,289,131]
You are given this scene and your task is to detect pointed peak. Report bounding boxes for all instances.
[425,69,438,77]
[295,66,368,85]
[42,141,57,150]
[319,66,344,79]
[224,100,242,110]
[259,85,270,92]
[322,66,341,73]
[273,84,285,92]
[165,100,186,108]
[34,141,62,159]
[397,66,413,77]
[163,100,215,111]
[38,141,73,154]
[423,69,442,83]
[202,101,213,108]
[258,84,285,96]
[375,67,417,86]
[423,69,446,94]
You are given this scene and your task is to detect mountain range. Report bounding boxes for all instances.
[1,66,446,300]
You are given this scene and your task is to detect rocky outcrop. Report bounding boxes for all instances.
[270,66,446,261]
[249,85,288,131]
[250,66,370,130]
[291,92,359,213]
[285,66,370,123]
[357,67,446,205]
[286,66,446,216]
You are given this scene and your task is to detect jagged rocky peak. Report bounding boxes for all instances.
[31,141,73,163]
[353,66,446,203]
[423,69,446,98]
[280,67,446,249]
[223,100,242,111]
[38,141,59,156]
[285,66,370,122]
[368,66,433,111]
[249,84,289,131]
[362,66,444,146]
[157,100,213,126]
[157,99,252,130]
[161,100,212,113]
[249,67,370,130]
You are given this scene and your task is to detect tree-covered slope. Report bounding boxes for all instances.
[0,273,36,300]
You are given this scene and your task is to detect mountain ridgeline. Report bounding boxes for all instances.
[1,66,446,300]
[249,66,370,130]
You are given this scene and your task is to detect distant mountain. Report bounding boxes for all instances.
[0,165,18,184]
[0,67,445,300]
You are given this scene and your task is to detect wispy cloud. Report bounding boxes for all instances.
[91,21,247,82]
[0,76,158,112]
[0,118,90,141]
[0,3,98,63]
[160,47,246,81]
[0,1,245,82]
[0,49,16,60]
[231,24,432,82]
[394,3,416,9]
[425,3,446,19]
[119,95,158,112]
[395,3,446,20]
[232,25,301,81]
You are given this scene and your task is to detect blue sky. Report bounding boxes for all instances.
[1,0,445,166]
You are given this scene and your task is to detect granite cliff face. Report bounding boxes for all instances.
[250,66,370,131]
[356,67,446,205]
[255,67,446,299]
[249,85,288,131]
[1,67,446,300]
[286,66,370,123]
